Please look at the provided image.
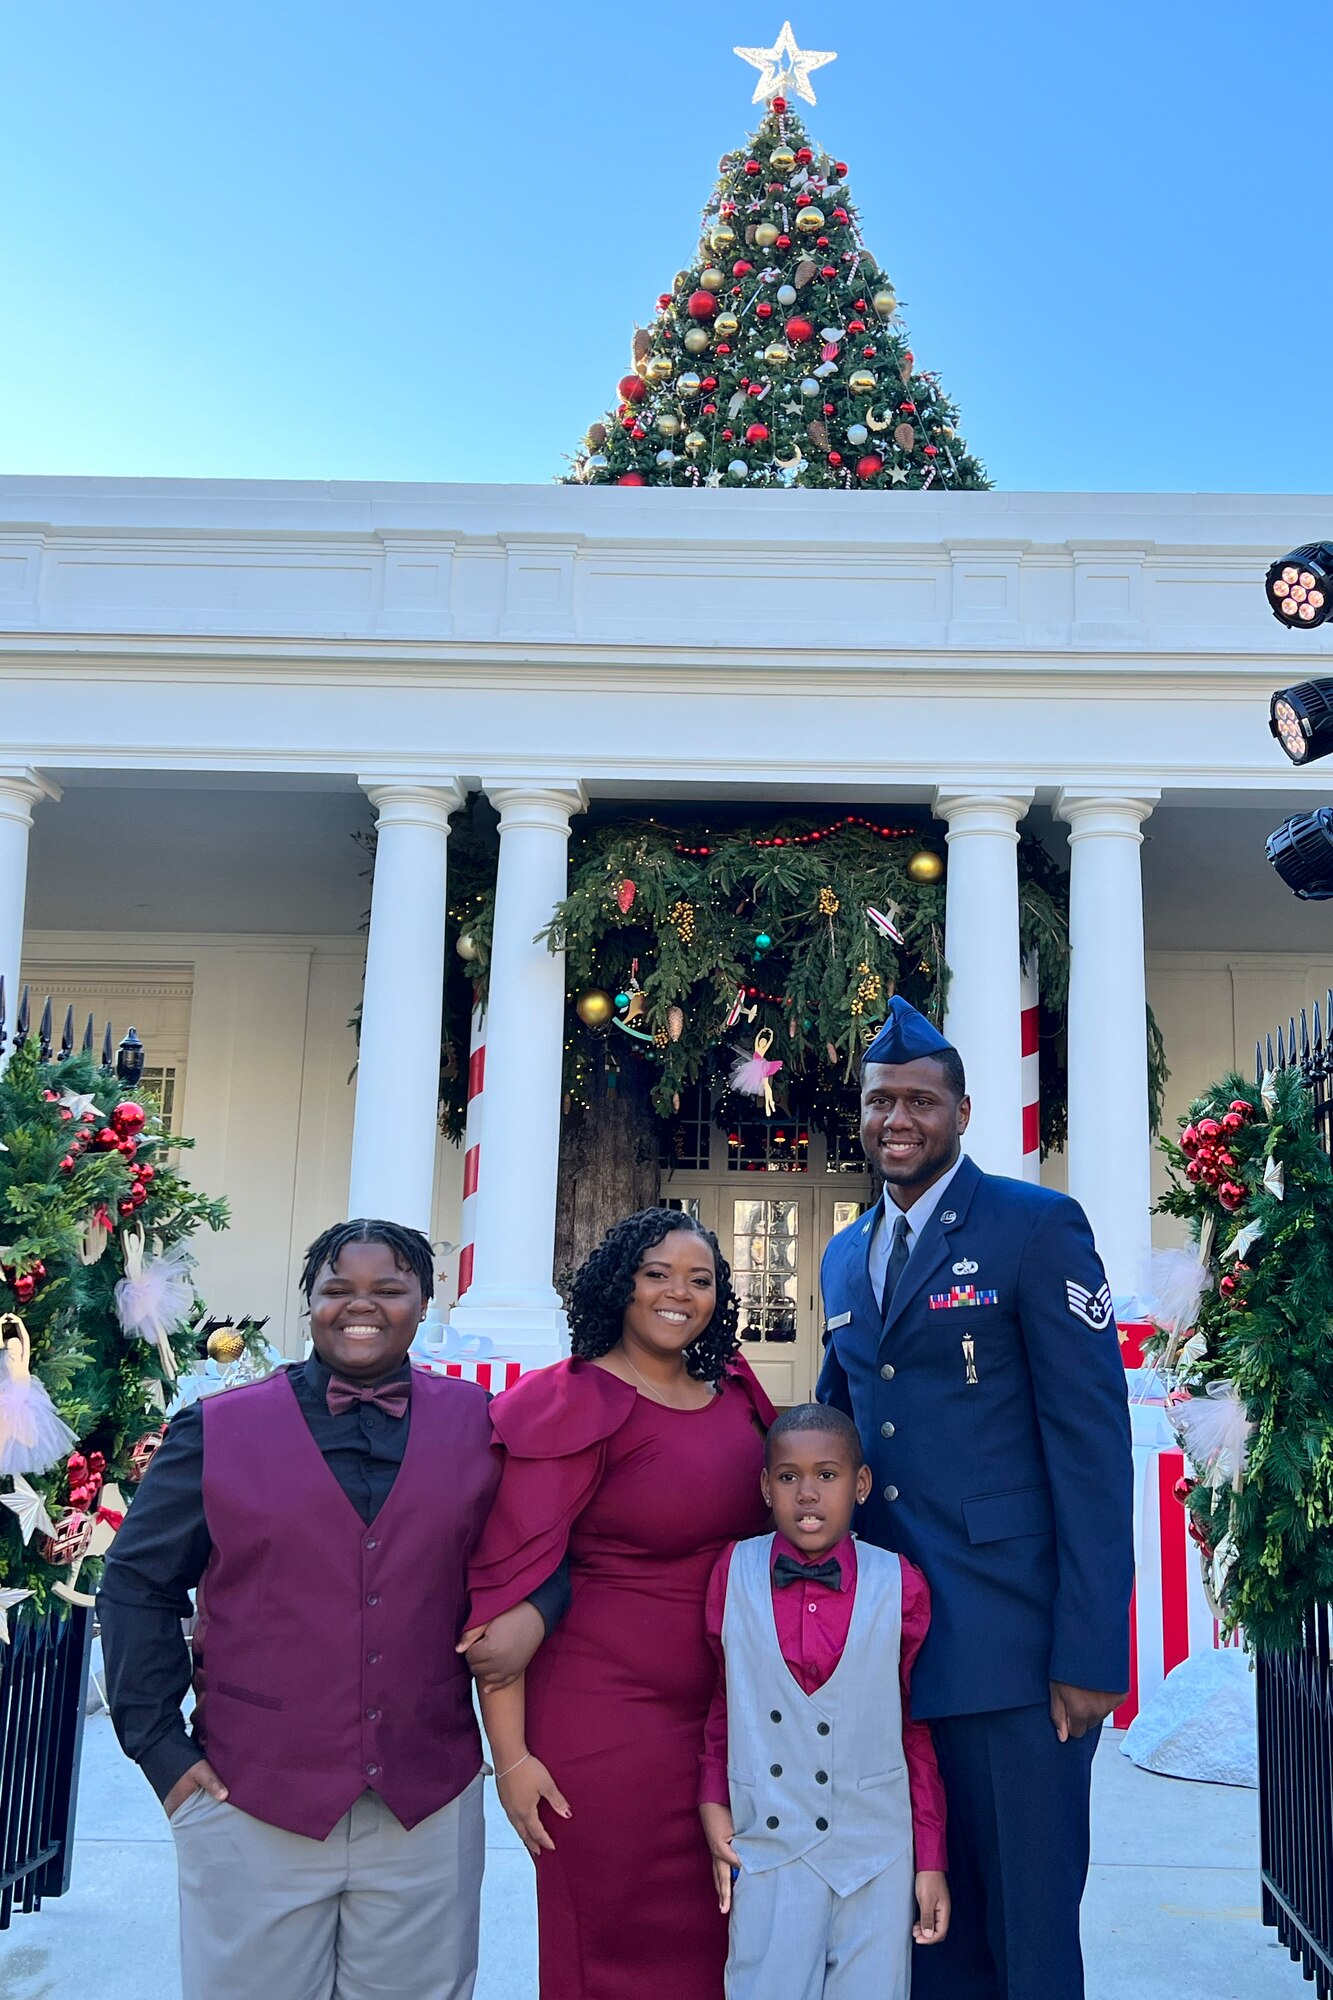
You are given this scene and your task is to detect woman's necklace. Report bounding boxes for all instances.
[622,1351,696,1408]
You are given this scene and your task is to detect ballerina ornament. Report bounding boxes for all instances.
[730,1027,784,1116]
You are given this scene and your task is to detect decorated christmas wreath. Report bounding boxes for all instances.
[1150,1062,1333,1652]
[0,1031,255,1630]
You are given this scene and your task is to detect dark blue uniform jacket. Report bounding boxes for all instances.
[817,1154,1133,1720]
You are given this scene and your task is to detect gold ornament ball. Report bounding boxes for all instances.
[872,290,898,317]
[906,849,945,884]
[684,430,707,454]
[848,370,877,396]
[710,224,737,250]
[795,206,826,233]
[207,1326,246,1364]
[699,266,726,292]
[575,988,615,1027]
[656,413,681,436]
[753,221,780,248]
[714,312,740,338]
[455,932,480,962]
[769,146,796,172]
[677,371,702,397]
[643,354,673,384]
[763,342,791,367]
[683,327,711,355]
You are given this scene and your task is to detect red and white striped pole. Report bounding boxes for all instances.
[1021,955,1040,1183]
[456,1003,486,1298]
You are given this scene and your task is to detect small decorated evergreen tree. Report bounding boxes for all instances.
[568,28,987,491]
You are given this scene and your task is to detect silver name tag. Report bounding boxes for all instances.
[825,1311,852,1331]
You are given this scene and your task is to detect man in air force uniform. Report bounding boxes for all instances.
[818,997,1133,2000]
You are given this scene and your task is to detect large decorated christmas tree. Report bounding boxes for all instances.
[568,23,987,492]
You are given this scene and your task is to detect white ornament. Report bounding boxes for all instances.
[0,1586,33,1644]
[0,1317,77,1477]
[727,460,749,479]
[1172,1379,1254,1493]
[847,424,869,446]
[57,1089,102,1122]
[733,21,837,105]
[777,285,797,306]
[655,449,676,466]
[704,469,724,488]
[0,1473,56,1544]
[887,466,910,485]
[114,1226,196,1382]
[1263,1155,1285,1200]
[800,377,820,397]
[1222,1219,1264,1263]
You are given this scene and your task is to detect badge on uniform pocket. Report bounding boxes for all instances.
[825,1312,852,1332]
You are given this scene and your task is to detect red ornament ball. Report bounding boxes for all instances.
[816,235,829,248]
[900,400,917,414]
[715,342,732,355]
[701,375,717,389]
[823,401,835,415]
[1197,1118,1222,1141]
[58,1154,74,1174]
[722,428,734,442]
[13,1274,35,1303]
[733,260,753,276]
[137,1164,156,1183]
[832,207,848,223]
[744,160,762,177]
[775,234,791,250]
[630,426,646,440]
[784,316,814,344]
[1228,1098,1253,1119]
[1173,1474,1197,1504]
[744,422,770,445]
[856,455,884,481]
[924,445,939,457]
[772,95,787,111]
[835,161,848,175]
[796,147,813,164]
[95,1126,119,1149]
[1180,1122,1199,1154]
[1218,1180,1246,1211]
[702,403,716,416]
[687,290,719,323]
[118,1198,137,1216]
[616,472,646,486]
[657,293,672,310]
[828,451,843,466]
[756,301,773,320]
[617,375,647,405]
[820,265,836,278]
[1219,1274,1237,1297]
[863,345,876,358]
[847,319,866,334]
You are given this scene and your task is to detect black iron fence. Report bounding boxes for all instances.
[0,984,146,1928]
[1257,1000,1333,1994]
[0,1605,93,1928]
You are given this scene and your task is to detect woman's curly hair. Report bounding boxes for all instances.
[568,1207,741,1383]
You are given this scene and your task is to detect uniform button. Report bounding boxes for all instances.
[880,1421,895,1438]
[366,1708,381,1721]
[880,1363,895,1381]
[365,1763,380,1777]
[365,1537,378,1551]
[817,1722,830,1737]
[770,1709,782,1723]
[770,1764,783,1777]
[766,1815,780,1830]
[808,1602,818,1613]
[366,1593,380,1606]
[815,1770,829,1784]
[815,1816,829,1832]
[366,1652,380,1665]
[883,1485,899,1503]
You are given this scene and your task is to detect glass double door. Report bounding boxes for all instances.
[664,1185,870,1408]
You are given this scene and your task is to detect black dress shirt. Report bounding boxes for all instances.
[98,1355,569,1801]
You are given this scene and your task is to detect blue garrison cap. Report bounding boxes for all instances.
[863,996,954,1067]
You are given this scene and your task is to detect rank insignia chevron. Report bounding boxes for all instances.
[1065,1279,1114,1331]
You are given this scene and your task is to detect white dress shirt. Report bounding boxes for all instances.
[867,1153,968,1312]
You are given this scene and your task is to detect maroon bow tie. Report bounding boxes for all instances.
[326,1374,410,1420]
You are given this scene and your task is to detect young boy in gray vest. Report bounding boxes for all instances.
[700,1403,949,1999]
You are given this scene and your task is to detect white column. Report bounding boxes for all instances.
[449,781,586,1365]
[348,780,464,1232]
[933,789,1033,1179]
[0,767,59,1040]
[1055,789,1160,1302]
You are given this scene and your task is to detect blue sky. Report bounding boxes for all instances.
[2,0,1326,493]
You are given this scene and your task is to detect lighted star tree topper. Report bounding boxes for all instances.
[566,28,988,491]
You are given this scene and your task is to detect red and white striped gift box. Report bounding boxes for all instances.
[1114,1437,1238,1726]
[412,1357,525,1392]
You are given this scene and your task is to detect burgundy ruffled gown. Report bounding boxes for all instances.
[468,1356,773,2000]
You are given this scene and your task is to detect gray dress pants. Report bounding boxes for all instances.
[170,1773,485,2000]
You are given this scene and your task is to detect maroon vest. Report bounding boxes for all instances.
[196,1368,498,1839]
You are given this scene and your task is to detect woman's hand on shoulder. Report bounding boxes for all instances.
[458,1602,546,1692]
[496,1753,571,1859]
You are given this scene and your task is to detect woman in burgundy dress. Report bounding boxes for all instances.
[467,1207,773,2000]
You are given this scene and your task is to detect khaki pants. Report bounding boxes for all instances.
[170,1773,484,2000]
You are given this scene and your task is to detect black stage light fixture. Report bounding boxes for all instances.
[1267,809,1333,899]
[1270,680,1333,764]
[1265,545,1333,630]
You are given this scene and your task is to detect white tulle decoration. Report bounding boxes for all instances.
[0,1315,78,1477]
[1172,1380,1254,1493]
[1147,1247,1213,1340]
[113,1227,195,1383]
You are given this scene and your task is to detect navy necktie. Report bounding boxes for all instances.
[773,1552,842,1591]
[881,1210,911,1324]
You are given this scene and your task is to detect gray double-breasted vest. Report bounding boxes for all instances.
[721,1535,913,1897]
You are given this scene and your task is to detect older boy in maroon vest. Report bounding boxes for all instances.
[100,1219,564,2000]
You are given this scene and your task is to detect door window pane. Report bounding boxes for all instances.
[732,1199,801,1344]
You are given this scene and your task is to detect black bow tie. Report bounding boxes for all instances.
[773,1552,842,1591]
